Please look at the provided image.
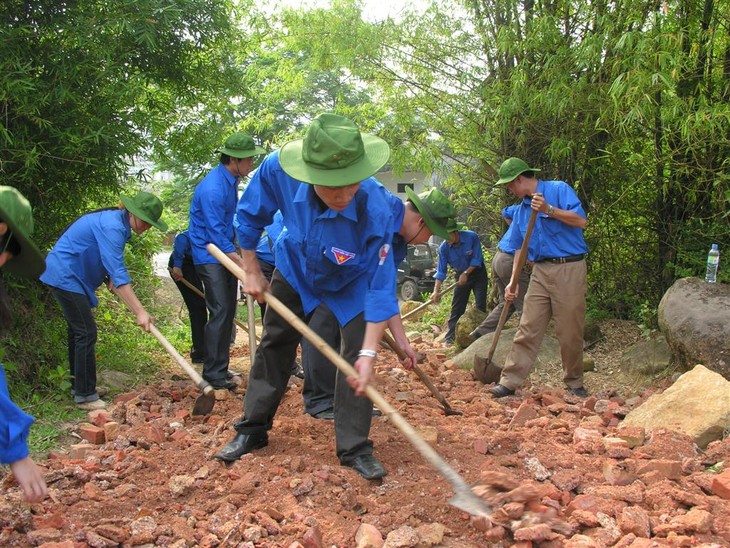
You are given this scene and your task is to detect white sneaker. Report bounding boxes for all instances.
[77,399,107,410]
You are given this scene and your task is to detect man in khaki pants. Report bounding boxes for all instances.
[488,158,589,398]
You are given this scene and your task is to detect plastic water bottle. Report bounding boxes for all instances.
[705,244,719,283]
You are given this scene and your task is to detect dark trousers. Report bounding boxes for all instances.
[445,265,488,342]
[234,270,374,462]
[195,263,237,384]
[173,262,208,361]
[301,303,339,415]
[51,288,100,402]
[257,259,275,318]
[474,251,530,336]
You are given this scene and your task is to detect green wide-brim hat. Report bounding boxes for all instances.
[0,186,46,278]
[218,132,267,159]
[279,113,391,187]
[495,157,541,185]
[445,218,465,233]
[405,187,456,241]
[121,191,168,232]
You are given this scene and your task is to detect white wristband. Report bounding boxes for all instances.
[358,349,377,359]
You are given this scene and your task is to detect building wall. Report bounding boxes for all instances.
[374,170,433,201]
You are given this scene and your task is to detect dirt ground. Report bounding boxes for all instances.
[1,317,729,547]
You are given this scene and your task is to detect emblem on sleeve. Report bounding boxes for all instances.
[378,243,390,265]
[332,247,356,265]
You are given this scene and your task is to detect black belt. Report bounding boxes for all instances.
[538,254,584,264]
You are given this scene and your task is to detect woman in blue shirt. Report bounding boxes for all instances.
[0,186,48,502]
[41,191,167,410]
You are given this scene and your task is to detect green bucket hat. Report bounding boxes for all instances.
[0,186,46,278]
[279,113,391,187]
[120,191,168,232]
[218,132,267,159]
[405,187,457,240]
[445,218,465,233]
[495,157,541,185]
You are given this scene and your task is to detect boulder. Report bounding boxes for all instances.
[621,364,730,448]
[620,336,672,376]
[454,304,488,348]
[658,277,730,380]
[452,327,562,372]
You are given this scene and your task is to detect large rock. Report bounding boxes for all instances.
[621,364,730,448]
[451,327,562,370]
[658,277,730,380]
[620,336,672,376]
[454,305,488,348]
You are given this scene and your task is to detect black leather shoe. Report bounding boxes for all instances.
[342,455,387,480]
[312,408,335,420]
[489,384,515,398]
[290,361,305,379]
[209,379,237,391]
[569,386,588,397]
[214,433,268,462]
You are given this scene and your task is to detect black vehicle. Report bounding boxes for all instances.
[397,243,437,301]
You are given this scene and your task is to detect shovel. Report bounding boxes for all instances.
[148,324,216,416]
[380,330,463,416]
[114,290,216,416]
[401,281,457,322]
[476,208,538,384]
[178,276,260,343]
[208,243,492,519]
[246,294,257,354]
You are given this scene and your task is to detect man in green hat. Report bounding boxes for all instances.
[0,186,49,503]
[189,132,266,390]
[430,219,488,345]
[488,157,589,399]
[41,191,168,410]
[214,113,418,480]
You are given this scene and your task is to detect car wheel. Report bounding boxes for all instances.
[400,279,421,302]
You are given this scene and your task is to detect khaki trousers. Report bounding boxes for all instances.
[499,259,586,390]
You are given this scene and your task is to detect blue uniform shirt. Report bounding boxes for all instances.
[171,230,193,269]
[236,151,399,325]
[498,205,520,254]
[507,180,589,262]
[254,211,285,267]
[0,366,34,465]
[387,196,407,264]
[434,230,484,280]
[189,163,239,265]
[40,209,132,307]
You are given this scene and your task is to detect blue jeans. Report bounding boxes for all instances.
[195,263,237,384]
[50,288,100,403]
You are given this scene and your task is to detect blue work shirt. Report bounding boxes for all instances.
[498,205,520,254]
[387,196,407,264]
[0,366,34,465]
[189,163,239,265]
[434,230,484,280]
[40,209,132,307]
[170,230,193,269]
[254,211,285,267]
[507,180,589,262]
[236,151,399,325]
